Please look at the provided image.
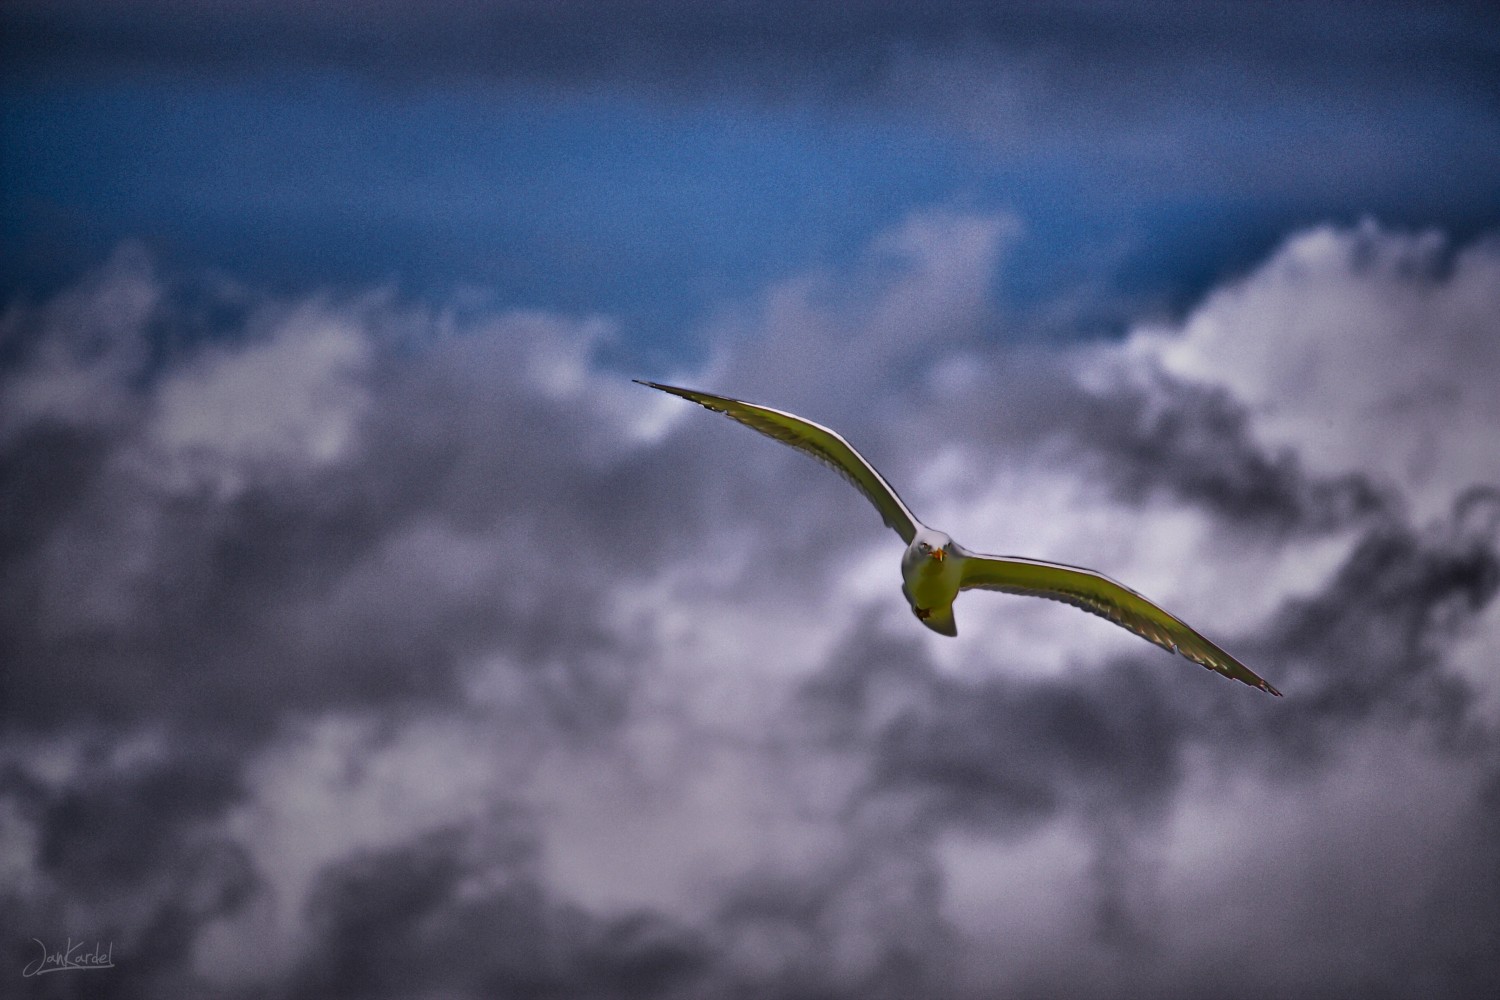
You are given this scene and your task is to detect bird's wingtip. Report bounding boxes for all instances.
[1253,675,1283,697]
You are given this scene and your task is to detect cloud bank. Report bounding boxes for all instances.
[2,215,1498,997]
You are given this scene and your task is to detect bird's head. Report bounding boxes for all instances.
[913,530,951,563]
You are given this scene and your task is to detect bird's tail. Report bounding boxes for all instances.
[917,604,957,637]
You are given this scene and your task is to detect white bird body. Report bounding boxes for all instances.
[636,380,1281,696]
[901,529,962,636]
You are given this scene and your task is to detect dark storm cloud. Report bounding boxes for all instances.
[287,822,715,1000]
[1264,487,1500,747]
[282,806,953,1000]
[0,422,113,568]
[801,619,1190,832]
[924,347,1393,538]
[1068,376,1391,534]
[0,259,715,998]
[0,259,685,740]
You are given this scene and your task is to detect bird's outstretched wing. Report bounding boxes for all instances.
[635,381,919,544]
[957,551,1280,695]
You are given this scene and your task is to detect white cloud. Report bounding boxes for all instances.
[6,215,1499,997]
[1114,221,1500,520]
[707,208,1020,416]
[149,300,373,492]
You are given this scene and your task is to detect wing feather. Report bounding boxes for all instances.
[958,551,1281,696]
[636,381,919,543]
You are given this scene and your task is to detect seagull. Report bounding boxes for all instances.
[636,380,1281,696]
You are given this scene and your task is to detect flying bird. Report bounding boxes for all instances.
[636,380,1281,696]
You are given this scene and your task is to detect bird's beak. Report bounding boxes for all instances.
[932,547,945,562]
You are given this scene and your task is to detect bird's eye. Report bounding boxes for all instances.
[918,542,930,552]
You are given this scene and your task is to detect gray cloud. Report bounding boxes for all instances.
[789,492,1500,996]
[3,218,1499,997]
[284,821,716,1000]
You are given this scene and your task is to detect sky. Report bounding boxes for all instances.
[2,2,1498,998]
